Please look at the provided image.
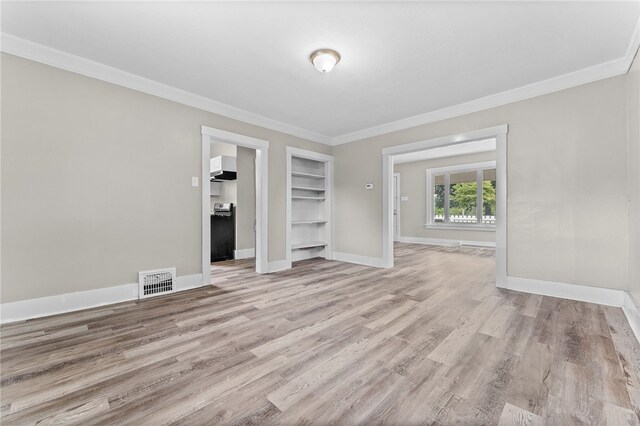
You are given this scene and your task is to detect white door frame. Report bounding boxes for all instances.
[201,126,269,284]
[381,124,508,287]
[393,173,401,241]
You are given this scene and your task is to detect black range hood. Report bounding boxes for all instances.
[210,170,237,181]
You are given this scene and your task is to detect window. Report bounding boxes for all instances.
[426,161,496,229]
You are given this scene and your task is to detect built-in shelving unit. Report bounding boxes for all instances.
[286,147,333,264]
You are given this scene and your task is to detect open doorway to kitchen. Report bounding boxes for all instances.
[201,126,269,284]
[209,141,257,274]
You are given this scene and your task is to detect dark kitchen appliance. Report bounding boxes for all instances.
[211,203,235,262]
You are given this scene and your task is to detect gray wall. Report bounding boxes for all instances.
[628,50,640,305]
[394,151,496,243]
[2,51,637,302]
[334,74,629,290]
[1,53,330,303]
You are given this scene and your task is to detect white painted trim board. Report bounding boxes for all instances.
[0,274,203,324]
[397,236,496,248]
[3,31,639,146]
[0,35,331,145]
[500,275,640,343]
[267,259,292,274]
[622,293,640,344]
[332,252,385,268]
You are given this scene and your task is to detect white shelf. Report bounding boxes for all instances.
[292,241,327,250]
[287,147,333,264]
[292,220,327,225]
[292,186,325,192]
[292,196,325,200]
[292,171,325,179]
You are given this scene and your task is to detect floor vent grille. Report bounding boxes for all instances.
[138,268,176,299]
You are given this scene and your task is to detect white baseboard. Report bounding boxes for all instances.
[174,274,204,292]
[333,251,385,268]
[267,259,291,273]
[622,292,640,344]
[0,274,202,324]
[397,235,496,248]
[499,275,626,307]
[499,275,639,343]
[234,248,255,260]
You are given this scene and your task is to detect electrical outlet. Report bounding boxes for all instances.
[192,177,199,187]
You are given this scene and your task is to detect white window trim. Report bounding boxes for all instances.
[425,160,496,231]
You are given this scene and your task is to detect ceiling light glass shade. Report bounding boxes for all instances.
[310,49,341,73]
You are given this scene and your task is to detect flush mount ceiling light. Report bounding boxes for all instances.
[309,49,341,73]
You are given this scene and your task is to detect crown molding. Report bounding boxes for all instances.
[0,34,333,146]
[333,15,640,146]
[333,56,635,146]
[625,14,640,73]
[3,21,639,148]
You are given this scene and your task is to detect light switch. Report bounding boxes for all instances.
[365,183,374,190]
[401,196,409,201]
[192,177,199,187]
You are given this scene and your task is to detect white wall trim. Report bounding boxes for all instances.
[0,34,331,145]
[202,126,269,279]
[332,252,385,268]
[234,248,256,259]
[499,275,639,343]
[334,52,637,145]
[267,259,292,273]
[0,274,202,324]
[397,236,496,248]
[4,31,639,148]
[622,293,640,344]
[500,275,625,307]
[625,16,640,73]
[201,126,269,150]
[382,125,508,156]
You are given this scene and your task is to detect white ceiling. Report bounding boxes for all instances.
[393,139,496,164]
[2,2,639,145]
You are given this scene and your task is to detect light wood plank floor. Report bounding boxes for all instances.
[1,243,639,425]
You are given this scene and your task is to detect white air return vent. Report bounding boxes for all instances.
[138,268,176,299]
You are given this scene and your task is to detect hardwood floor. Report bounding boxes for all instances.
[1,243,639,425]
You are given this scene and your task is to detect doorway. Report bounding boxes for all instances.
[209,142,256,266]
[381,125,508,287]
[201,126,269,284]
